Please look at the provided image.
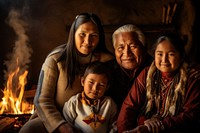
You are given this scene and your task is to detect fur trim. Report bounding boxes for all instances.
[145,61,188,117]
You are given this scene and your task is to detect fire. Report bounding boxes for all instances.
[0,67,34,114]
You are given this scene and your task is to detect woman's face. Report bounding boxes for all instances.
[155,40,181,73]
[75,21,99,55]
[81,73,108,100]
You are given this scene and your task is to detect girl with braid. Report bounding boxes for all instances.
[117,32,200,133]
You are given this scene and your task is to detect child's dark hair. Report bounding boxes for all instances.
[152,32,186,61]
[82,61,111,84]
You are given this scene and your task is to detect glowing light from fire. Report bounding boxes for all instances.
[0,65,34,114]
[0,8,34,114]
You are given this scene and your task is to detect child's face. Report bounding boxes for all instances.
[81,73,108,100]
[155,40,181,73]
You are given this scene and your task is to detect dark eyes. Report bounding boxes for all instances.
[117,44,137,52]
[169,53,175,56]
[98,83,106,87]
[79,33,85,36]
[91,33,99,37]
[79,33,99,38]
[88,81,106,87]
[117,45,124,51]
[156,53,175,57]
[88,81,94,84]
[130,44,137,48]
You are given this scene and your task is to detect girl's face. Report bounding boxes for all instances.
[155,40,181,73]
[75,21,99,55]
[81,73,108,100]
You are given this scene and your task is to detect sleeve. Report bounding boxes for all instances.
[187,63,200,79]
[162,77,200,132]
[33,56,65,132]
[63,96,78,125]
[117,68,148,133]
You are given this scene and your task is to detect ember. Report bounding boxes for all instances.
[0,114,31,133]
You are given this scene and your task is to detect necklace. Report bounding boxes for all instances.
[83,92,101,127]
[90,100,100,114]
[88,99,100,127]
[159,78,172,115]
[161,78,173,91]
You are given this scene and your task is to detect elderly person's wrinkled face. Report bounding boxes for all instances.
[114,32,144,71]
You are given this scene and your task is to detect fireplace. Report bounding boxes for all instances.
[0,88,36,133]
[0,7,36,132]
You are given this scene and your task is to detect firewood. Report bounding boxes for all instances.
[0,117,17,132]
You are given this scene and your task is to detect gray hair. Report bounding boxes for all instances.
[112,24,145,48]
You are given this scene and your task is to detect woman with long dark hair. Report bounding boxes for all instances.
[20,12,114,133]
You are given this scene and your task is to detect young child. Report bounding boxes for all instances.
[63,61,118,133]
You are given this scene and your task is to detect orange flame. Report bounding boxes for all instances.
[0,67,34,114]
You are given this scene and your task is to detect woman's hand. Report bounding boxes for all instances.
[144,118,164,133]
[122,125,149,133]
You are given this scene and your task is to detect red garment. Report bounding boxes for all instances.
[117,66,200,133]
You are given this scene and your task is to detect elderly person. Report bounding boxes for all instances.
[117,32,200,133]
[106,24,153,109]
[107,24,200,109]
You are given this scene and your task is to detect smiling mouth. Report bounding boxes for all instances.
[161,63,170,66]
[122,58,135,62]
[161,65,171,68]
[82,46,90,49]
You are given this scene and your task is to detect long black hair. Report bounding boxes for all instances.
[60,13,111,89]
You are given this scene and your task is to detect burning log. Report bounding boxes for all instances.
[0,117,17,132]
[0,114,31,133]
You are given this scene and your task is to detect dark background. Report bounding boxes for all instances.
[0,0,200,91]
